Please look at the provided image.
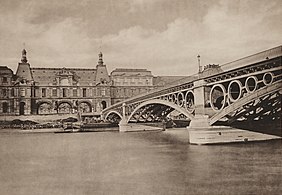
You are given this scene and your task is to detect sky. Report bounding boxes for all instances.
[0,0,281,76]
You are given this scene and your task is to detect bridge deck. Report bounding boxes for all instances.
[104,46,282,113]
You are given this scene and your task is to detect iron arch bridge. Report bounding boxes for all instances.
[102,46,282,128]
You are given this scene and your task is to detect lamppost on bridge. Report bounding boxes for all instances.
[197,54,201,73]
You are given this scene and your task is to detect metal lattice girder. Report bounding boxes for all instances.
[130,104,155,122]
[210,81,282,125]
[142,105,162,122]
[126,99,195,123]
[226,92,281,124]
[129,104,172,122]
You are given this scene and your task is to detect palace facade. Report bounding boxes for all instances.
[0,49,185,115]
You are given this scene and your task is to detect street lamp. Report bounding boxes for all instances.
[197,54,201,73]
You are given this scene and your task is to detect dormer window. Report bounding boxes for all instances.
[53,80,57,85]
[56,68,79,86]
[60,78,69,86]
[100,78,106,84]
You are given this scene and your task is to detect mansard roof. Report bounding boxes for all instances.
[31,67,97,86]
[111,68,152,76]
[153,76,189,86]
[0,66,13,75]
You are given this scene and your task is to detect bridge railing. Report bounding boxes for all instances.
[220,45,282,72]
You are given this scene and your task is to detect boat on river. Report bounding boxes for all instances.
[54,122,81,133]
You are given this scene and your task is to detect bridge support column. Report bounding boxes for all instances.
[189,79,210,128]
[119,103,129,132]
[189,115,210,128]
[119,119,129,132]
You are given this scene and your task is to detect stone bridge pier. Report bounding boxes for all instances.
[119,103,129,132]
[189,79,210,128]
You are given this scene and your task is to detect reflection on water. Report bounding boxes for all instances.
[0,129,281,195]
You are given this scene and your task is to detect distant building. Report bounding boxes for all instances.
[0,49,185,115]
[200,64,223,77]
[110,68,156,104]
[0,66,14,114]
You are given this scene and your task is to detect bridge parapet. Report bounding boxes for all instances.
[219,45,282,72]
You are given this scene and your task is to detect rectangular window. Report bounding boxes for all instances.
[11,88,14,97]
[34,89,38,97]
[2,102,8,113]
[63,88,67,97]
[101,88,106,96]
[52,89,57,97]
[2,89,7,97]
[14,88,18,97]
[42,88,46,97]
[2,77,8,84]
[73,89,77,97]
[82,88,87,97]
[10,101,14,113]
[20,89,25,97]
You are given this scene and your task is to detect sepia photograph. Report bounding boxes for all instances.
[0,0,281,194]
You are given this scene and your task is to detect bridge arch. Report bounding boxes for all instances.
[105,110,122,119]
[127,99,194,123]
[105,110,123,123]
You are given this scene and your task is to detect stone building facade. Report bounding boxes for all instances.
[110,68,156,104]
[0,49,184,116]
[0,66,14,114]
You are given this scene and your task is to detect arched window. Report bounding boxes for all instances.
[19,102,25,115]
[101,101,107,109]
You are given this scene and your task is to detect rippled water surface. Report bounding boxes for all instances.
[0,129,281,195]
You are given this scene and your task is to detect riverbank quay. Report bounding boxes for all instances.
[0,114,77,123]
[0,127,120,134]
[0,128,61,134]
[0,114,78,127]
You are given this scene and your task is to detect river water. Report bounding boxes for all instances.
[0,129,281,195]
